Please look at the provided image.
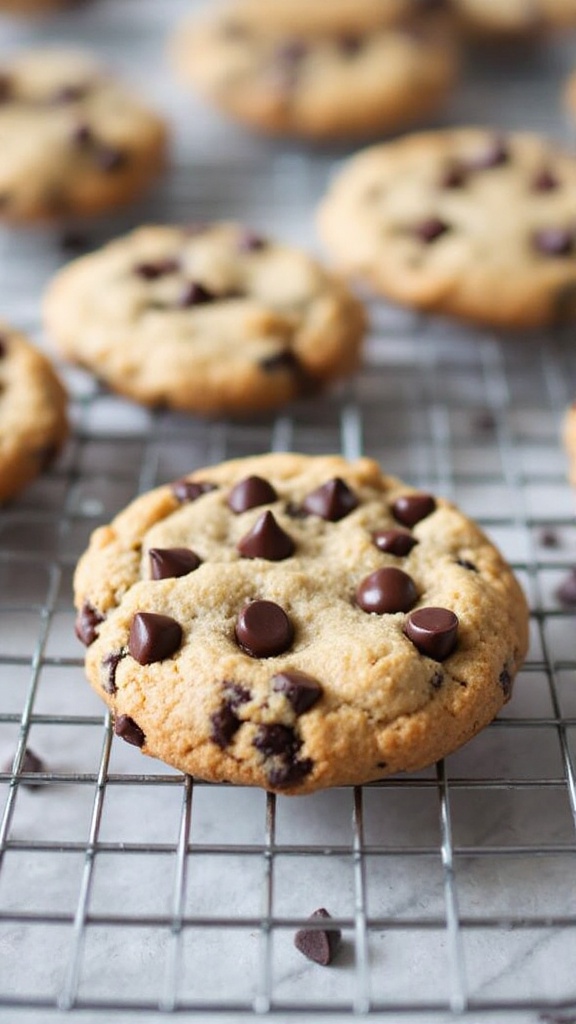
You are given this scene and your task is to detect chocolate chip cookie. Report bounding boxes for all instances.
[43,222,366,416]
[317,128,576,329]
[171,0,458,140]
[0,49,166,222]
[0,325,68,503]
[74,453,529,794]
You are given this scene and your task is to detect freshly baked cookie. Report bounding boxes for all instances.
[563,401,576,485]
[43,222,366,416]
[452,0,576,36]
[171,0,458,140]
[0,49,166,222]
[74,453,529,795]
[317,128,576,329]
[0,325,68,503]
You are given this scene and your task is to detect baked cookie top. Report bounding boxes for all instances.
[0,49,166,222]
[74,453,529,794]
[172,0,458,140]
[317,128,576,329]
[43,222,366,416]
[0,325,68,503]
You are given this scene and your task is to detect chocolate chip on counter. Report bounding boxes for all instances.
[238,230,267,252]
[373,529,418,556]
[532,169,559,192]
[466,136,509,170]
[415,217,449,243]
[392,493,436,527]
[237,510,295,561]
[102,650,125,694]
[302,477,358,522]
[533,227,573,256]
[114,714,145,748]
[294,908,342,966]
[149,547,201,580]
[556,568,576,606]
[95,145,127,173]
[228,475,277,513]
[235,600,294,658]
[499,667,512,700]
[211,704,241,748]
[259,349,300,373]
[356,567,418,615]
[128,611,183,665]
[271,670,323,714]
[404,607,459,661]
[134,259,180,280]
[75,602,104,646]
[254,723,298,758]
[268,756,313,789]
[456,558,477,571]
[171,479,216,503]
[178,281,217,307]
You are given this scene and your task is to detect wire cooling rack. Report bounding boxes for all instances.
[2,2,576,1022]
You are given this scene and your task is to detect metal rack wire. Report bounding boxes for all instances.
[1,1,576,1021]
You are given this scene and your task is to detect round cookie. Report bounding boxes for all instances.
[43,222,366,416]
[74,452,529,795]
[0,325,68,503]
[452,0,576,36]
[0,49,167,223]
[317,128,576,329]
[171,0,458,141]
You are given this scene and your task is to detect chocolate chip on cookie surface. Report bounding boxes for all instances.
[74,453,529,794]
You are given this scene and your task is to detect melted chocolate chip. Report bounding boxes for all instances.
[271,670,323,714]
[228,475,277,513]
[114,715,145,748]
[268,757,313,789]
[211,704,241,748]
[556,568,576,606]
[135,259,180,280]
[149,547,201,580]
[235,600,294,658]
[75,602,104,646]
[356,567,418,615]
[102,650,125,694]
[533,228,573,257]
[303,478,358,522]
[2,748,46,789]
[373,529,418,556]
[294,908,342,966]
[254,723,298,758]
[415,217,449,243]
[237,511,295,561]
[404,607,458,661]
[259,349,300,373]
[499,668,512,700]
[456,559,477,572]
[238,230,267,252]
[532,169,559,192]
[178,281,217,307]
[440,164,467,189]
[171,479,216,504]
[392,493,436,527]
[128,612,183,665]
[466,136,509,170]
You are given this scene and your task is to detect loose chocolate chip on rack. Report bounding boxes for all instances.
[373,529,418,556]
[302,477,358,522]
[134,259,179,280]
[114,714,145,748]
[539,528,560,548]
[272,670,323,714]
[556,568,576,606]
[392,493,436,527]
[466,136,509,170]
[294,908,342,967]
[456,559,477,571]
[415,217,449,243]
[149,547,201,580]
[2,748,46,790]
[178,281,217,307]
[238,230,267,252]
[499,667,512,700]
[128,611,183,665]
[356,567,418,615]
[171,479,216,504]
[211,703,241,748]
[75,601,105,646]
[404,607,458,661]
[237,511,295,561]
[254,723,299,758]
[102,650,125,694]
[228,475,277,513]
[533,228,573,256]
[235,600,294,658]
[532,169,559,192]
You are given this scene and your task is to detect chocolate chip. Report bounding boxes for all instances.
[134,259,180,280]
[302,478,358,522]
[392,493,436,527]
[466,136,509,170]
[338,34,363,56]
[128,612,183,665]
[149,547,201,580]
[294,908,342,966]
[237,510,295,561]
[238,230,267,252]
[533,228,573,257]
[404,607,458,661]
[415,217,449,243]
[440,164,466,189]
[75,602,104,646]
[356,567,418,615]
[456,558,477,571]
[532,169,559,192]
[114,715,145,748]
[71,122,93,147]
[431,671,443,689]
[539,528,560,548]
[59,230,91,254]
[259,350,300,373]
[271,670,323,714]
[2,748,46,789]
[52,83,89,103]
[235,600,294,658]
[228,475,277,513]
[102,650,125,694]
[225,681,251,707]
[171,479,216,504]
[0,74,12,103]
[95,146,127,173]
[499,668,512,700]
[556,568,576,606]
[254,723,298,758]
[472,410,496,433]
[268,757,313,788]
[373,529,418,556]
[211,704,241,748]
[178,281,217,307]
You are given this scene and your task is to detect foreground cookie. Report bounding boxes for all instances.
[452,0,576,36]
[0,49,166,222]
[318,128,576,329]
[74,453,529,794]
[44,222,366,415]
[0,326,68,503]
[172,0,458,140]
